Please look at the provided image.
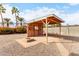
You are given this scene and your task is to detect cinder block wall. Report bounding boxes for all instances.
[44,26,79,37]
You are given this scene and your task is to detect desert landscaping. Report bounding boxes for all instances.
[0,33,79,56]
[0,3,79,56]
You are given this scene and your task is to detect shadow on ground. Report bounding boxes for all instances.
[48,34,79,42]
[69,52,79,56]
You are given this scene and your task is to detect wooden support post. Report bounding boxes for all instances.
[46,18,48,44]
[59,23,61,35]
[58,23,61,39]
[67,24,69,35]
[27,24,29,37]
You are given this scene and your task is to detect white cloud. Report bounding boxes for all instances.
[68,3,79,6]
[63,6,70,9]
[3,4,14,20]
[0,4,14,22]
[20,7,64,22]
[63,11,79,25]
[0,4,79,26]
[0,4,20,23]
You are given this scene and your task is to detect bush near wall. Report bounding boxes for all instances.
[15,27,26,33]
[0,27,15,34]
[0,27,26,34]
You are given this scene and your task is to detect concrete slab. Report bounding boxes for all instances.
[16,38,27,48]
[16,38,40,48]
[16,37,70,55]
[55,38,70,56]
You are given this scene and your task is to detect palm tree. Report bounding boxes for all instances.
[18,17,24,26]
[4,18,13,27]
[0,4,6,27]
[11,7,19,27]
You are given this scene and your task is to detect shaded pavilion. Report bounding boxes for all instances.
[26,14,64,43]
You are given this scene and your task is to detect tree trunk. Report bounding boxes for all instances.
[15,13,18,27]
[7,21,9,27]
[20,21,22,27]
[46,18,48,44]
[0,13,4,27]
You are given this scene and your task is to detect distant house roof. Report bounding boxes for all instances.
[27,14,64,25]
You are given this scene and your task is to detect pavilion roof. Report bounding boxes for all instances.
[27,14,64,25]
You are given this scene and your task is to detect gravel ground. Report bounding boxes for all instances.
[0,34,60,56]
[0,34,79,56]
[59,37,79,56]
[0,42,60,56]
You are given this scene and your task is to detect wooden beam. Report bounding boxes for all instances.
[47,21,50,24]
[41,19,46,25]
[51,19,59,23]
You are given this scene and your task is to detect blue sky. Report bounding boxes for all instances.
[1,3,79,25]
[9,3,79,14]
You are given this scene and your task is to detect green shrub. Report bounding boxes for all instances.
[15,27,26,33]
[0,27,26,34]
[0,27,15,34]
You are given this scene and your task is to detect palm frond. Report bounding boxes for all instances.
[0,4,6,13]
[11,7,19,14]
